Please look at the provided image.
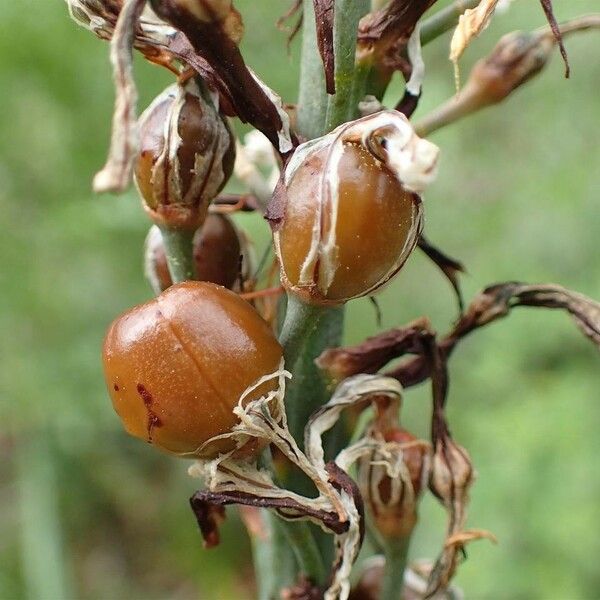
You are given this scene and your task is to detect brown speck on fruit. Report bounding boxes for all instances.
[113,383,119,391]
[136,383,162,442]
[136,383,153,406]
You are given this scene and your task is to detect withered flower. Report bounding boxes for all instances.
[359,426,431,541]
[271,110,439,305]
[135,78,235,230]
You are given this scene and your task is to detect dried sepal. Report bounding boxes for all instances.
[272,111,439,304]
[357,0,437,89]
[186,371,405,600]
[319,282,599,392]
[66,0,177,65]
[93,0,147,193]
[316,317,435,384]
[186,374,405,600]
[449,0,500,68]
[313,0,336,94]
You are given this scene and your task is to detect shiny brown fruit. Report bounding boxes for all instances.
[103,281,283,458]
[135,78,236,230]
[272,111,439,304]
[144,213,245,294]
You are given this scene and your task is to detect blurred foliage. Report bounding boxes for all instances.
[1,1,599,599]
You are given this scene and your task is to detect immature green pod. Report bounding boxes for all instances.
[272,110,439,304]
[135,78,236,230]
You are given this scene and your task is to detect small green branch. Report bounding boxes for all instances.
[158,226,197,283]
[381,537,411,600]
[420,0,481,46]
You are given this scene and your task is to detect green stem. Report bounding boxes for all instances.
[158,226,197,283]
[381,537,411,600]
[297,0,329,140]
[420,0,481,46]
[414,82,484,136]
[279,293,344,450]
[277,518,328,583]
[325,0,371,131]
[280,293,328,373]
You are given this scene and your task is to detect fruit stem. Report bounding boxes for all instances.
[381,536,411,600]
[158,226,197,283]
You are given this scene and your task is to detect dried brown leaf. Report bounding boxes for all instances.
[316,318,434,384]
[151,0,294,154]
[313,0,336,94]
[357,0,438,86]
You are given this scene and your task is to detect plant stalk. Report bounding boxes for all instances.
[381,537,411,600]
[325,0,371,131]
[297,0,329,140]
[158,226,197,283]
[414,82,484,136]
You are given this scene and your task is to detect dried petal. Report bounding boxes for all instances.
[186,366,371,600]
[93,0,147,193]
[316,318,434,384]
[449,0,500,66]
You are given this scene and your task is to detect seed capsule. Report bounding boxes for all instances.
[144,213,249,294]
[272,110,439,304]
[103,281,283,458]
[135,78,236,230]
[359,427,431,540]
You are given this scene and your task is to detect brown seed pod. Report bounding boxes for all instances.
[272,110,439,304]
[359,427,431,541]
[102,281,283,458]
[144,213,250,294]
[135,78,236,230]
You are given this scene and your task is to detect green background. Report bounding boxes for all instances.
[1,1,598,598]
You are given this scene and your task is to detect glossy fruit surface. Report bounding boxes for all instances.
[103,281,282,457]
[277,142,422,303]
[272,111,437,305]
[145,213,242,293]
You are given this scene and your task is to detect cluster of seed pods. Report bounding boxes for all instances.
[102,76,439,456]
